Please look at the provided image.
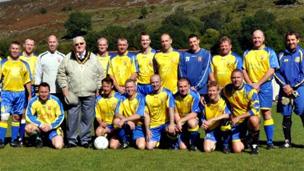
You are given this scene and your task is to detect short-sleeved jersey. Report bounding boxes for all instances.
[95,91,121,125]
[174,90,200,118]
[275,46,304,88]
[222,83,260,124]
[25,95,64,129]
[179,49,211,95]
[154,49,180,93]
[136,48,156,84]
[212,51,242,88]
[145,88,175,128]
[116,93,145,125]
[243,46,279,83]
[202,97,231,130]
[1,58,31,91]
[19,52,38,84]
[108,51,137,86]
[96,52,113,77]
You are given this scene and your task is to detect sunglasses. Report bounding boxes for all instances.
[75,42,84,46]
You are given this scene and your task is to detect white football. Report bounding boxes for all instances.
[94,136,109,150]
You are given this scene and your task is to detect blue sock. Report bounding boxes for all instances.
[19,119,26,141]
[11,121,20,142]
[222,131,231,149]
[0,122,8,142]
[264,119,274,145]
[189,131,199,147]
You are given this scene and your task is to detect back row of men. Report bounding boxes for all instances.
[0,29,303,154]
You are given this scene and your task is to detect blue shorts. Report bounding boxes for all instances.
[1,90,26,115]
[277,86,304,116]
[204,129,220,142]
[44,127,63,141]
[137,83,153,96]
[231,121,248,142]
[132,125,145,141]
[150,124,166,142]
[258,81,273,109]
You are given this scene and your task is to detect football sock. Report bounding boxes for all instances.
[19,119,26,141]
[11,121,20,142]
[0,122,8,142]
[264,118,274,145]
[282,116,292,142]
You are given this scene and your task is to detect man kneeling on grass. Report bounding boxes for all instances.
[25,82,64,149]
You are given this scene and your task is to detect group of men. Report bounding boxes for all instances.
[0,29,303,154]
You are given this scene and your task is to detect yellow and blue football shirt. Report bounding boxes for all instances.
[202,97,231,130]
[108,51,137,86]
[222,83,260,124]
[1,58,31,91]
[25,95,64,129]
[19,52,38,84]
[145,88,175,128]
[154,48,180,93]
[116,93,145,125]
[95,91,121,125]
[174,90,200,118]
[243,46,279,83]
[212,51,242,88]
[136,48,156,84]
[96,52,113,77]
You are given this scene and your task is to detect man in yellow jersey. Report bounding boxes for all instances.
[112,79,145,149]
[154,33,180,93]
[174,78,200,151]
[108,38,137,94]
[243,30,279,149]
[222,69,260,154]
[96,37,113,77]
[19,38,38,143]
[0,41,32,148]
[211,36,242,89]
[201,81,231,153]
[136,32,156,96]
[25,82,64,149]
[95,76,122,139]
[144,74,176,150]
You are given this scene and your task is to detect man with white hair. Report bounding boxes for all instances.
[243,29,279,150]
[35,35,65,95]
[57,36,104,148]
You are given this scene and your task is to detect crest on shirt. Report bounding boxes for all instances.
[198,56,203,62]
[260,55,266,60]
[295,56,300,63]
[185,56,190,62]
[284,59,289,62]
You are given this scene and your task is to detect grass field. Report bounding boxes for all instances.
[1,106,304,171]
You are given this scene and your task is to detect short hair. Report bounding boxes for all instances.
[102,76,113,85]
[10,41,21,47]
[73,36,86,45]
[24,38,35,45]
[125,79,136,86]
[97,37,108,44]
[178,77,190,85]
[140,32,149,37]
[38,82,50,91]
[207,81,220,90]
[161,33,171,39]
[285,31,301,40]
[219,36,232,45]
[231,69,244,77]
[188,34,199,40]
[117,37,128,44]
[48,35,58,41]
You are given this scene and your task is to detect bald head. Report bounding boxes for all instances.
[48,35,58,53]
[252,29,265,49]
[161,33,172,52]
[150,74,161,92]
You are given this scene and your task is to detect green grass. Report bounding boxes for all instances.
[1,105,304,170]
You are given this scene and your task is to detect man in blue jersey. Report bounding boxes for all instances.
[25,82,64,149]
[179,34,214,96]
[275,31,304,148]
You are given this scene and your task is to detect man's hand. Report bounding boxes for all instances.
[62,87,69,97]
[251,83,260,92]
[202,120,211,130]
[200,96,206,106]
[40,124,52,132]
[176,121,183,132]
[231,116,240,125]
[117,118,126,128]
[167,123,176,134]
[127,121,135,130]
[146,129,152,142]
[283,84,293,96]
[100,121,107,128]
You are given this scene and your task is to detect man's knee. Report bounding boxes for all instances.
[187,119,198,129]
[1,113,10,121]
[12,114,20,122]
[52,136,64,149]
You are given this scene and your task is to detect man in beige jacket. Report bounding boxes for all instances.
[57,36,104,148]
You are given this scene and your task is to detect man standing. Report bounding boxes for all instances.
[275,32,304,148]
[154,33,180,94]
[222,69,260,154]
[243,30,279,149]
[144,74,176,150]
[211,36,242,89]
[135,32,156,96]
[35,35,65,95]
[96,37,113,77]
[25,82,64,149]
[108,38,137,94]
[179,34,213,96]
[0,41,32,148]
[57,36,104,148]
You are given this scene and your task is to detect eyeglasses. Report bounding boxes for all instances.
[74,42,84,46]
